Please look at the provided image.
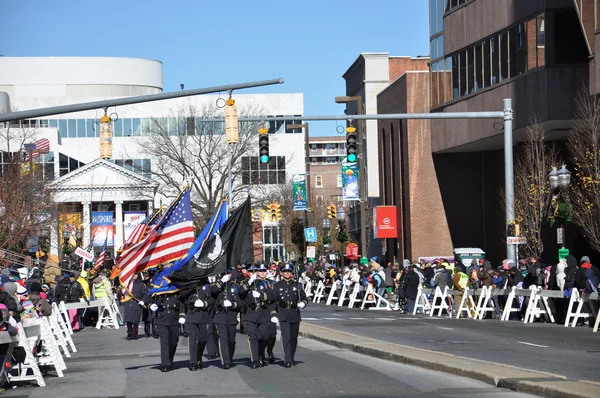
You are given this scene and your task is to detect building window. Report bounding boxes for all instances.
[241,156,286,185]
[310,144,317,151]
[311,158,317,165]
[316,195,323,206]
[129,204,140,211]
[337,175,342,187]
[324,157,337,164]
[315,175,323,188]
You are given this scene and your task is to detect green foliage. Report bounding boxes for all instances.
[551,201,574,226]
[336,229,348,245]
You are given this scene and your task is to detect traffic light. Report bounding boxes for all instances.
[269,203,281,221]
[251,209,260,222]
[99,114,113,159]
[327,205,337,219]
[225,97,239,144]
[258,127,269,164]
[346,126,358,163]
[259,209,267,222]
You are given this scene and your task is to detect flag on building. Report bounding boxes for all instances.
[169,197,252,290]
[118,188,194,292]
[24,138,50,161]
[149,199,228,296]
[93,239,108,272]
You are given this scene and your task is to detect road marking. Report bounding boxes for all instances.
[437,327,454,331]
[322,317,341,320]
[375,318,394,321]
[398,317,418,320]
[303,317,319,320]
[518,341,549,348]
[348,317,366,320]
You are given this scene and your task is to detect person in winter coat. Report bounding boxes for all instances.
[122,273,149,340]
[0,282,19,322]
[42,254,62,289]
[402,266,421,313]
[575,258,600,293]
[77,271,91,300]
[92,272,113,302]
[556,259,567,291]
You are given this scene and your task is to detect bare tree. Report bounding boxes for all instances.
[135,103,266,225]
[512,119,559,259]
[567,91,600,252]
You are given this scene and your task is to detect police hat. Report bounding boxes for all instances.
[280,263,293,272]
[256,263,268,271]
[247,264,257,272]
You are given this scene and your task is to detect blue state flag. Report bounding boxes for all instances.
[149,200,228,296]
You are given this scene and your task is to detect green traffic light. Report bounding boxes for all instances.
[347,154,357,162]
[260,155,270,164]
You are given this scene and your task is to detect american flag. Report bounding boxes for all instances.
[93,239,108,272]
[24,138,50,161]
[119,209,162,252]
[118,188,194,292]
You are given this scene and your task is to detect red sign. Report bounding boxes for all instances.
[345,243,359,260]
[373,206,397,239]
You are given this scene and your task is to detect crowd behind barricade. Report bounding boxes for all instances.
[299,253,600,326]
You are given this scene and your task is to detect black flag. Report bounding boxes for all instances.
[170,197,252,289]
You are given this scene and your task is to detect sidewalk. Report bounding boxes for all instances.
[299,322,600,398]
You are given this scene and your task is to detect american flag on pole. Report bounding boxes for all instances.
[93,239,108,272]
[119,208,162,252]
[24,138,50,161]
[118,188,194,292]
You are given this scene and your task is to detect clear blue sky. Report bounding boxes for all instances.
[1,0,429,136]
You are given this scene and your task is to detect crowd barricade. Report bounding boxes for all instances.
[413,286,433,315]
[564,290,598,327]
[348,283,364,309]
[304,279,314,299]
[337,282,351,307]
[476,287,506,320]
[455,287,477,319]
[312,280,326,303]
[500,287,531,321]
[429,286,454,317]
[523,287,561,324]
[60,298,120,330]
[325,281,340,305]
[8,319,46,387]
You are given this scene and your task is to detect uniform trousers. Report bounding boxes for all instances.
[126,322,139,338]
[186,323,208,364]
[216,324,236,366]
[245,320,269,362]
[207,319,219,356]
[279,321,300,363]
[267,322,277,356]
[157,324,179,367]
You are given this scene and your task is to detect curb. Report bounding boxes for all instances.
[300,322,600,398]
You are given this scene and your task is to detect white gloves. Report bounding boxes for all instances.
[150,304,158,312]
[194,299,204,308]
[178,317,186,325]
[138,301,145,306]
[270,316,279,324]
[298,302,306,309]
[252,290,261,298]
[248,274,257,284]
[8,317,17,328]
[221,274,231,283]
[223,299,232,308]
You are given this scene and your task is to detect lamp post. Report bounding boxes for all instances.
[287,123,312,229]
[335,96,367,258]
[548,165,572,249]
[62,226,71,258]
[322,218,331,250]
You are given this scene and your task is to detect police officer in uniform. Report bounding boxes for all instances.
[183,280,214,371]
[271,263,307,367]
[211,269,241,369]
[233,263,249,335]
[122,273,149,340]
[150,291,185,372]
[205,274,220,360]
[141,271,155,337]
[239,263,275,368]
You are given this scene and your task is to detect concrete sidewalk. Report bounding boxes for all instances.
[300,322,600,398]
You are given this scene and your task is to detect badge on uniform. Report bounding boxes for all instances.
[293,287,297,291]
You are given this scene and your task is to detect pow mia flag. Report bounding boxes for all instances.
[170,197,252,290]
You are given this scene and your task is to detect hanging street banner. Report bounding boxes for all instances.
[292,174,308,211]
[341,156,359,201]
[92,211,114,247]
[123,212,147,241]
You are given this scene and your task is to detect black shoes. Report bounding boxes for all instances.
[268,355,275,364]
[284,362,292,368]
[222,364,230,370]
[207,354,220,360]
[145,333,152,338]
[197,361,203,369]
[160,365,171,372]
[250,362,261,369]
[189,364,198,371]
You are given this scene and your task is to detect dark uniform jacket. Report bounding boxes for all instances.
[211,280,242,325]
[272,278,307,323]
[184,283,214,324]
[123,279,149,323]
[239,277,275,323]
[153,293,185,326]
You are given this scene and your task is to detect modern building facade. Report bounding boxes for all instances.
[0,57,305,262]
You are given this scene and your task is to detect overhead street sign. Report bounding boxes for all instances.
[507,237,527,245]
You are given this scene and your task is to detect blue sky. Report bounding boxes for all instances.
[1,0,429,136]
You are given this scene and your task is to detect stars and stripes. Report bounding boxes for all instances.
[118,188,194,292]
[93,239,108,272]
[119,209,162,252]
[24,138,50,161]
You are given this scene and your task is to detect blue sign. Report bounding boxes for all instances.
[304,227,317,242]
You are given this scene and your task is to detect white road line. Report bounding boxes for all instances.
[303,317,320,320]
[397,317,418,320]
[374,318,394,321]
[348,317,366,320]
[437,327,454,331]
[322,317,342,320]
[518,341,549,348]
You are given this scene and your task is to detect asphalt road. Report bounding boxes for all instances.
[301,303,600,383]
[3,323,535,398]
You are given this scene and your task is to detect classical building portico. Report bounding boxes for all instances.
[49,159,158,257]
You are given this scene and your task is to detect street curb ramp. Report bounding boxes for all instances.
[300,322,600,398]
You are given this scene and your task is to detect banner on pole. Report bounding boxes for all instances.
[92,211,114,247]
[341,156,359,201]
[123,212,147,241]
[292,174,307,211]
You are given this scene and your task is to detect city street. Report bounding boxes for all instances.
[2,321,534,398]
[300,303,600,383]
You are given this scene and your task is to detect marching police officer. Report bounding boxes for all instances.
[183,280,214,371]
[205,274,220,360]
[271,263,307,368]
[150,291,185,372]
[122,273,149,340]
[239,264,275,368]
[141,271,155,337]
[211,269,241,369]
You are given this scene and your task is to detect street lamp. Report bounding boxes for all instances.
[548,165,572,250]
[335,96,367,258]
